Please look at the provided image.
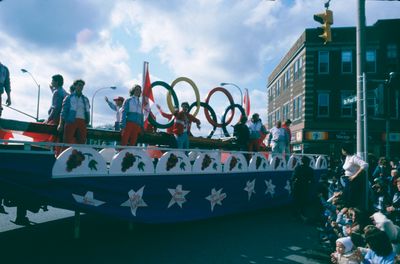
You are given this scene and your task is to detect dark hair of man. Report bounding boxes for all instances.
[52,74,64,86]
[73,79,85,86]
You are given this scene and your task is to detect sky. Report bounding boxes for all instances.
[0,0,399,137]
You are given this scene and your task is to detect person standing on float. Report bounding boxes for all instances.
[120,85,144,146]
[58,79,90,144]
[172,102,200,149]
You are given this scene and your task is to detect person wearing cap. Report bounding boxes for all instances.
[172,102,200,149]
[58,79,90,145]
[0,61,11,117]
[120,84,143,146]
[282,119,292,160]
[105,95,124,131]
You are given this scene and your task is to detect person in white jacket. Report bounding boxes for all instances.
[267,120,287,156]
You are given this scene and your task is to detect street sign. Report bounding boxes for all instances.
[343,95,357,105]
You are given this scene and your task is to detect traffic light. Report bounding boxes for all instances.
[313,9,333,44]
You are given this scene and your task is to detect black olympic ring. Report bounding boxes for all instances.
[148,81,179,129]
[188,101,218,139]
[221,103,246,137]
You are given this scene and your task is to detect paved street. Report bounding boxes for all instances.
[0,205,330,264]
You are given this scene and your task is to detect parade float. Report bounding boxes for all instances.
[0,76,328,224]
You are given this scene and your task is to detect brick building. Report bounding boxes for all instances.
[267,19,400,159]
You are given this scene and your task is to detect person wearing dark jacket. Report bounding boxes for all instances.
[233,116,250,151]
[291,156,315,220]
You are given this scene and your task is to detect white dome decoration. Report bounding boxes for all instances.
[52,147,108,178]
[248,153,270,172]
[287,155,301,170]
[109,149,154,175]
[315,155,328,169]
[99,148,117,165]
[192,152,222,173]
[223,153,247,173]
[156,151,191,174]
[269,156,287,170]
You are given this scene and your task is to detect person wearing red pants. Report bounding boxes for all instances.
[120,84,144,146]
[58,79,90,145]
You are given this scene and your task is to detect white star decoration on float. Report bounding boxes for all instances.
[244,179,256,200]
[121,186,148,216]
[205,188,227,212]
[72,191,105,206]
[284,180,291,194]
[167,184,190,208]
[264,179,276,197]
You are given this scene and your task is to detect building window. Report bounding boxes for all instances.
[318,93,329,117]
[293,60,299,81]
[282,103,290,121]
[276,80,280,97]
[274,109,280,122]
[340,91,353,117]
[268,87,273,102]
[318,51,329,74]
[387,44,397,59]
[298,57,303,80]
[341,51,352,74]
[366,49,376,73]
[268,114,273,129]
[292,95,302,120]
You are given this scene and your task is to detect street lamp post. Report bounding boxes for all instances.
[90,86,117,128]
[220,82,243,106]
[21,69,40,122]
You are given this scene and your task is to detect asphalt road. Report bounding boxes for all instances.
[0,206,331,264]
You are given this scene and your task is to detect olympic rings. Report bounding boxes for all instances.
[188,101,218,139]
[148,81,179,129]
[204,87,235,128]
[167,77,201,117]
[221,104,246,137]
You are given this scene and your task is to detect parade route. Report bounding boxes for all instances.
[0,206,330,264]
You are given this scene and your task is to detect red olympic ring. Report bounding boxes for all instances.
[204,87,235,128]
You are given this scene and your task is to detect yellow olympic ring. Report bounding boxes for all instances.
[167,77,201,117]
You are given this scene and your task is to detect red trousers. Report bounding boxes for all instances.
[121,122,141,146]
[63,118,87,144]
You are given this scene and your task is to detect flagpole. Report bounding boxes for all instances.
[142,61,148,89]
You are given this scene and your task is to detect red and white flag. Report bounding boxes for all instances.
[142,61,154,130]
[243,88,250,117]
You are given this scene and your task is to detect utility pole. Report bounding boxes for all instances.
[356,0,366,158]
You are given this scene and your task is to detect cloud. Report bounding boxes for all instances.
[0,0,115,49]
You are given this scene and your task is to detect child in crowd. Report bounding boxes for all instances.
[330,236,358,264]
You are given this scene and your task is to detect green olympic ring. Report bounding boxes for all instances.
[188,101,217,139]
[167,77,201,117]
[204,87,235,128]
[221,103,246,137]
[148,81,179,129]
